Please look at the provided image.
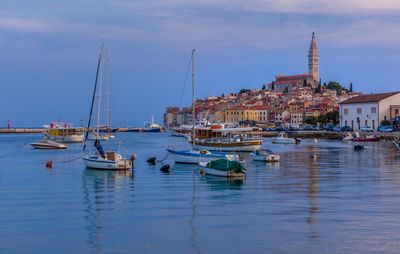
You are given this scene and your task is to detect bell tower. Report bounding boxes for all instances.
[308,32,319,84]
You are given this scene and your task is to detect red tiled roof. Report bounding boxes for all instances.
[340,92,399,104]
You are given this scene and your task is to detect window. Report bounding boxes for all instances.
[344,109,348,115]
[365,120,368,126]
[396,109,399,115]
[371,107,376,114]
[345,120,348,126]
[357,108,362,114]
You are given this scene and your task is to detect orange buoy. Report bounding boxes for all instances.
[46,160,53,169]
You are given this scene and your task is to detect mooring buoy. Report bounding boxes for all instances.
[147,157,157,165]
[46,160,53,169]
[160,164,171,173]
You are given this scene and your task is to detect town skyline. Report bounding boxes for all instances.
[1,1,400,127]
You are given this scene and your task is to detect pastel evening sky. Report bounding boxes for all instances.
[1,0,400,127]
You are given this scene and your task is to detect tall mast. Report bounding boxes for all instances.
[192,49,196,148]
[96,44,104,136]
[106,47,111,129]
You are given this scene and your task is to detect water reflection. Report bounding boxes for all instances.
[307,145,320,239]
[82,169,135,253]
[200,175,245,191]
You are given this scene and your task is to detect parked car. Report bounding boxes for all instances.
[341,126,353,132]
[361,126,374,132]
[303,125,315,131]
[276,126,288,132]
[378,125,393,133]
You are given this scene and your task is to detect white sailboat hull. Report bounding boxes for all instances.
[251,154,280,162]
[271,138,296,144]
[82,155,132,170]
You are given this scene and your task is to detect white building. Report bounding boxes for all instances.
[339,92,400,131]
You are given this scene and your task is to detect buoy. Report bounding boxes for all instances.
[147,157,157,165]
[310,154,317,159]
[46,160,53,169]
[160,164,171,173]
[198,169,206,176]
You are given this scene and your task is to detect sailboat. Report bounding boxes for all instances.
[82,44,133,170]
[167,49,239,164]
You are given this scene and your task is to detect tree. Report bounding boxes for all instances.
[303,79,308,87]
[326,111,339,125]
[239,89,250,94]
[262,84,266,90]
[315,83,321,93]
[284,86,289,93]
[271,81,275,91]
[221,93,225,97]
[349,82,353,92]
[381,120,391,126]
[323,82,327,86]
[305,116,318,126]
[319,78,322,85]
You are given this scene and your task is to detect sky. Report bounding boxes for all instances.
[1,0,400,127]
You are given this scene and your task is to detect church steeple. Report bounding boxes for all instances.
[308,32,319,83]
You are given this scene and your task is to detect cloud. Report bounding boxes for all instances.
[0,17,51,33]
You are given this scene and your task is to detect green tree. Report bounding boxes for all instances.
[315,83,321,93]
[271,81,275,91]
[303,79,308,87]
[284,87,289,93]
[381,120,391,126]
[349,82,353,92]
[239,89,250,94]
[305,116,318,126]
[326,111,339,125]
[262,84,266,90]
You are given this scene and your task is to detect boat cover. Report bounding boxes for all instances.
[206,159,246,172]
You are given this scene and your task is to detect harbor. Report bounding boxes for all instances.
[1,132,400,253]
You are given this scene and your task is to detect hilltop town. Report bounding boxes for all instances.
[164,33,361,129]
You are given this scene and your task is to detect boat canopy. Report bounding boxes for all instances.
[206,159,246,172]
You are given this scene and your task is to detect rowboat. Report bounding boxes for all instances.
[352,132,380,142]
[198,159,246,178]
[251,149,280,162]
[272,132,300,144]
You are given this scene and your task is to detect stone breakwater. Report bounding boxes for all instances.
[0,128,45,134]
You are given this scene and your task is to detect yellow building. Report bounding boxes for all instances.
[225,105,269,123]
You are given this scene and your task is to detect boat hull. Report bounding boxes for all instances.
[251,154,280,162]
[142,128,161,132]
[192,140,262,152]
[352,137,380,142]
[47,134,84,143]
[198,163,245,178]
[30,141,67,149]
[82,155,132,170]
[272,138,296,144]
[167,149,239,164]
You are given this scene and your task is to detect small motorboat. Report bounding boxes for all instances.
[198,159,246,178]
[272,132,300,144]
[352,132,380,142]
[342,132,354,142]
[251,149,280,162]
[167,147,239,164]
[30,139,67,149]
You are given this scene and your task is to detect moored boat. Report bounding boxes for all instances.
[198,159,246,178]
[45,122,84,143]
[352,132,380,142]
[81,44,134,171]
[30,139,67,149]
[143,116,161,132]
[251,149,280,162]
[272,132,300,144]
[192,137,262,152]
[167,147,239,164]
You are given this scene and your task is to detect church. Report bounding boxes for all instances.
[270,32,319,92]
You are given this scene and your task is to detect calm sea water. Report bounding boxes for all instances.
[1,133,400,254]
